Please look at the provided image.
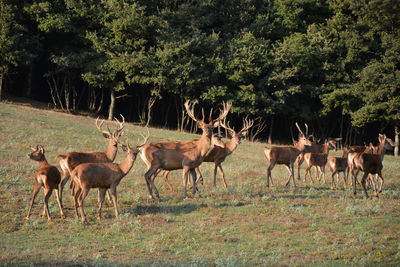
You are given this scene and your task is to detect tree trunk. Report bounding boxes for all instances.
[108,89,116,121]
[395,125,399,157]
[268,116,274,144]
[0,72,3,101]
[25,65,33,97]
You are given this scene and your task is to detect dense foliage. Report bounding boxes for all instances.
[1,0,399,145]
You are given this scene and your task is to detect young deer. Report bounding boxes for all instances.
[328,146,349,190]
[160,117,254,189]
[56,116,125,207]
[72,134,148,224]
[349,134,396,198]
[303,139,337,184]
[139,100,231,199]
[264,123,312,187]
[26,145,65,221]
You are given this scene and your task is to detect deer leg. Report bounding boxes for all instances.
[59,171,70,208]
[195,167,203,185]
[266,161,275,188]
[320,166,326,184]
[378,172,384,194]
[144,167,159,199]
[285,165,295,187]
[78,188,89,224]
[190,169,197,196]
[296,154,304,180]
[182,167,190,199]
[213,163,218,187]
[73,187,81,218]
[360,172,370,199]
[217,163,228,188]
[162,171,174,192]
[54,189,65,219]
[97,188,107,220]
[109,186,119,218]
[43,188,53,221]
[352,169,359,196]
[26,182,41,220]
[330,171,337,190]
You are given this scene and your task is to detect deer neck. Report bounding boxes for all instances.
[322,143,330,155]
[294,141,307,155]
[376,141,387,161]
[118,156,135,176]
[224,138,239,155]
[104,139,118,161]
[199,131,213,158]
[38,158,49,169]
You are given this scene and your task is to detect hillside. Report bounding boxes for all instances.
[0,102,399,266]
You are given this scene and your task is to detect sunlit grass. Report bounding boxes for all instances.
[1,102,400,266]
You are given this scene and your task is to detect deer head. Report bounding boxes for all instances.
[220,117,254,145]
[95,115,125,146]
[28,145,46,161]
[184,100,232,137]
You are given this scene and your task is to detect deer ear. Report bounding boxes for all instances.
[103,133,111,139]
[241,130,248,137]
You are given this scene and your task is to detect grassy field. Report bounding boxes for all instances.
[1,101,400,266]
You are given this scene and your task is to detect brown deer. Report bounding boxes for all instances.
[347,143,374,187]
[349,134,396,198]
[139,100,231,199]
[328,146,349,190]
[72,134,148,224]
[56,116,125,207]
[303,139,337,184]
[160,117,254,189]
[148,133,224,192]
[26,145,65,221]
[264,123,312,187]
[296,136,340,180]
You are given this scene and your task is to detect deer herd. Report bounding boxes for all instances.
[25,101,397,224]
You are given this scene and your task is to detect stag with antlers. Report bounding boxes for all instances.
[160,117,254,189]
[56,116,125,207]
[264,123,312,187]
[139,100,231,199]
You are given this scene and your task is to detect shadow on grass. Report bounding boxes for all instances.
[127,202,206,216]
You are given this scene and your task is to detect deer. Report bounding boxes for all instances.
[328,146,349,190]
[56,116,125,207]
[303,139,337,184]
[347,143,375,187]
[348,134,397,198]
[71,134,149,224]
[296,136,340,180]
[139,100,232,199]
[26,145,65,221]
[160,117,254,189]
[264,122,312,188]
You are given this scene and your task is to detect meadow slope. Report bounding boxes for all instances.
[0,102,400,266]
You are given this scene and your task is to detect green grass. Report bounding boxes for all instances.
[1,102,400,266]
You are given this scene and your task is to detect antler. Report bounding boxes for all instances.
[212,101,232,127]
[219,118,235,135]
[113,114,125,137]
[239,117,254,134]
[95,117,111,136]
[136,128,150,148]
[295,122,305,137]
[184,100,203,124]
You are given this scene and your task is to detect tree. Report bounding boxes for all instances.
[0,0,24,100]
